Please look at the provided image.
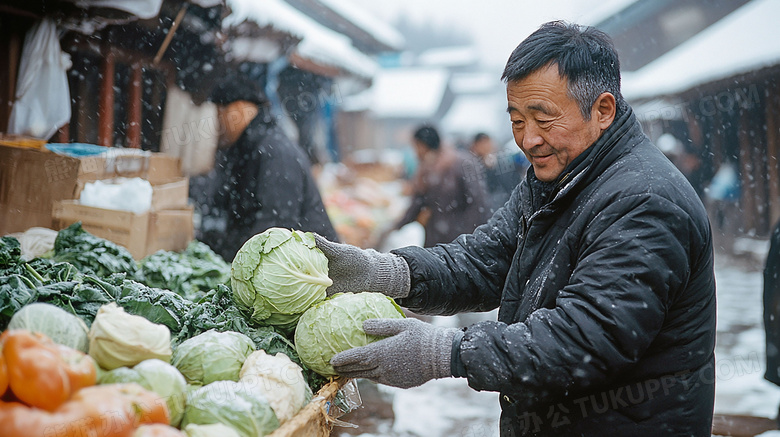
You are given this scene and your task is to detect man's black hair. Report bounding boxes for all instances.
[209,68,269,106]
[501,21,625,120]
[473,132,490,144]
[414,124,441,150]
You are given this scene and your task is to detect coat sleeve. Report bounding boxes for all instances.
[457,193,698,407]
[393,185,523,315]
[394,191,425,230]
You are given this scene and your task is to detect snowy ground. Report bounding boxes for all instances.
[334,251,780,437]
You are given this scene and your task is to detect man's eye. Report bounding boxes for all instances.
[537,119,552,125]
[512,120,524,126]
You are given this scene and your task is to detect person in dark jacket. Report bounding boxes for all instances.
[391,125,491,247]
[764,219,780,424]
[194,71,339,262]
[314,21,716,437]
[469,132,524,213]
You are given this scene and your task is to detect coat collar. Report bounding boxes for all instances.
[522,105,643,215]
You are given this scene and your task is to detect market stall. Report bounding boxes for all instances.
[0,224,389,436]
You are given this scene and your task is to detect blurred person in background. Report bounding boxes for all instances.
[764,218,780,425]
[314,21,715,436]
[469,132,524,212]
[388,124,490,248]
[192,69,338,262]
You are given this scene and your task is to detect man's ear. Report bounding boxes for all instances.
[593,92,616,130]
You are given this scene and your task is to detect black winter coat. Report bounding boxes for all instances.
[764,219,780,386]
[202,115,338,261]
[394,108,716,436]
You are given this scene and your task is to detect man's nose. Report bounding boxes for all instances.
[523,124,544,149]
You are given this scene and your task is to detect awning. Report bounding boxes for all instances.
[224,0,377,80]
[622,0,780,100]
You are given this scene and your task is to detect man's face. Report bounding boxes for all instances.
[507,65,604,182]
[471,138,493,158]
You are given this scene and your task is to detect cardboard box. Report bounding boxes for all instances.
[52,200,194,259]
[0,145,183,235]
[146,206,195,255]
[52,201,150,259]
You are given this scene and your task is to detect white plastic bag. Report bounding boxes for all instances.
[8,18,72,140]
[80,178,154,214]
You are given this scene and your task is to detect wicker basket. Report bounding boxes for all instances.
[267,378,351,437]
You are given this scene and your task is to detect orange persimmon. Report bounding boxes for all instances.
[0,383,170,437]
[0,346,7,397]
[1,329,96,411]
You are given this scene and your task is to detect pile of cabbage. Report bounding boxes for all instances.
[0,225,407,435]
[230,228,406,377]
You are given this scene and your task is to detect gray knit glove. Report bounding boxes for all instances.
[330,318,458,388]
[314,234,410,298]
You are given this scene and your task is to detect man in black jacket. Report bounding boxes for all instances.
[315,21,716,436]
[194,70,339,262]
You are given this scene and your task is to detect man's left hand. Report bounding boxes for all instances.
[330,318,459,389]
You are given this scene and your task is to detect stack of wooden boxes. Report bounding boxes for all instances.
[0,144,194,259]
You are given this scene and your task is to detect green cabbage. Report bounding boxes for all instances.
[294,292,406,377]
[100,359,187,426]
[8,303,89,352]
[181,381,279,437]
[172,330,255,385]
[230,228,332,332]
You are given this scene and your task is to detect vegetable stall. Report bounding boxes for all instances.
[0,225,400,436]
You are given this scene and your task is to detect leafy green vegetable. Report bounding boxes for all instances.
[182,381,279,437]
[176,286,287,351]
[295,292,406,377]
[0,236,22,267]
[174,285,327,391]
[172,330,255,385]
[230,228,332,332]
[117,280,192,332]
[138,241,230,301]
[100,359,188,427]
[52,222,138,278]
[8,302,90,352]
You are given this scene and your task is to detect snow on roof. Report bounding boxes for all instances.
[316,0,405,51]
[449,71,502,95]
[224,0,378,79]
[440,93,508,139]
[577,0,640,27]
[622,0,780,100]
[417,46,480,69]
[343,68,450,118]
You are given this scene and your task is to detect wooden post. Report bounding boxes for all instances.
[54,124,69,143]
[127,63,143,149]
[739,104,761,235]
[98,38,115,148]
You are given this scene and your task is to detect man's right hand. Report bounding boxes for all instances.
[313,234,411,298]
